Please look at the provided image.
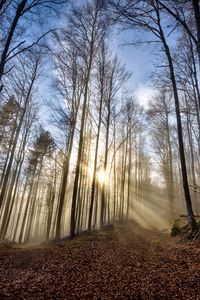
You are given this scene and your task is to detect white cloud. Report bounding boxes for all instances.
[134,84,155,108]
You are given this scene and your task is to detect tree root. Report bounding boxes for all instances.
[171,217,200,242]
[192,226,200,241]
[175,223,200,243]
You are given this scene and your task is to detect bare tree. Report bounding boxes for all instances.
[0,0,68,92]
[147,88,175,219]
[69,0,108,237]
[110,0,197,229]
[48,31,84,239]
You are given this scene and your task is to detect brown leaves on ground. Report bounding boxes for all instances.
[0,222,200,299]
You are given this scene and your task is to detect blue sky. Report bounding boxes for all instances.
[38,0,179,124]
[109,28,156,108]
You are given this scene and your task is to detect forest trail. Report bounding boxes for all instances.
[0,222,200,299]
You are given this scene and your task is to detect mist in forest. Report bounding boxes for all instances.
[0,0,199,244]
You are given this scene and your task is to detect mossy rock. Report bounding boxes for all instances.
[170,217,199,239]
[171,218,183,236]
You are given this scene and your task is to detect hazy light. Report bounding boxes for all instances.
[97,169,107,184]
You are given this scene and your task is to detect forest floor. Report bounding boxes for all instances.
[1,222,200,299]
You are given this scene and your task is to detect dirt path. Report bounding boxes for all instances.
[0,222,200,299]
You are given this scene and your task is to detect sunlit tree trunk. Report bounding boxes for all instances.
[56,121,77,239]
[18,167,37,243]
[88,44,105,231]
[0,119,30,239]
[70,41,94,237]
[127,127,132,219]
[100,98,111,227]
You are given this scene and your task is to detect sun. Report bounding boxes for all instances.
[97,169,106,184]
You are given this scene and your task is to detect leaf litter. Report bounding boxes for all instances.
[0,222,200,299]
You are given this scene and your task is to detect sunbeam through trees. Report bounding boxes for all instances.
[2,1,200,299]
[0,0,200,246]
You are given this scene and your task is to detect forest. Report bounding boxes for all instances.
[0,1,200,298]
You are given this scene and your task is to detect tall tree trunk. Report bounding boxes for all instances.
[192,0,200,66]
[113,113,117,221]
[0,0,7,12]
[24,158,43,243]
[0,66,36,210]
[55,125,76,239]
[0,123,29,239]
[100,101,111,227]
[0,0,27,90]
[127,127,132,219]
[156,8,197,228]
[18,167,37,243]
[88,84,103,230]
[12,181,28,241]
[70,41,94,237]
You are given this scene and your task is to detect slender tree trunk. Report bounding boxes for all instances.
[0,123,29,239]
[24,158,43,243]
[156,9,197,228]
[113,113,117,221]
[0,0,7,12]
[192,0,200,66]
[56,126,75,239]
[70,47,93,237]
[0,67,36,210]
[12,181,28,241]
[88,86,103,230]
[122,124,128,218]
[0,0,27,90]
[100,102,110,227]
[164,105,174,219]
[127,128,132,219]
[18,168,36,243]
[0,124,17,190]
